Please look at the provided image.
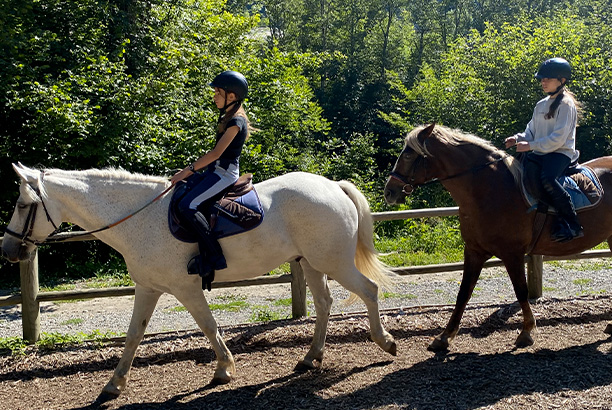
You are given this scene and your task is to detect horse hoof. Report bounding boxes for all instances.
[96,390,119,404]
[387,341,397,356]
[427,337,449,352]
[101,383,122,398]
[294,360,318,372]
[211,375,232,385]
[211,367,233,385]
[515,332,534,348]
[604,323,612,335]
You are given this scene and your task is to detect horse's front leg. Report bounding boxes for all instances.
[102,285,161,397]
[505,255,536,347]
[174,287,235,384]
[429,249,488,352]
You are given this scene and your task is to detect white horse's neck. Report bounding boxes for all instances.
[43,169,171,248]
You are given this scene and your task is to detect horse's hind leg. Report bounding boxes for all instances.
[429,249,488,352]
[173,286,235,384]
[328,264,396,356]
[102,285,161,397]
[295,259,333,370]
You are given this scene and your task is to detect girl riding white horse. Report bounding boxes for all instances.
[2,163,396,398]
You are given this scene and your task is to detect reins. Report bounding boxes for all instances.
[389,154,507,194]
[4,171,174,245]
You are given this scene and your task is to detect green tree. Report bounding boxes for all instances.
[386,15,612,158]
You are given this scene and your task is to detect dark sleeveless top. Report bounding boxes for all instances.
[217,115,247,166]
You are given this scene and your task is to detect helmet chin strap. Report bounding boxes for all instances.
[547,81,566,96]
[217,99,241,123]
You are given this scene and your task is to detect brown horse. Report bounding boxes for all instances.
[384,123,612,351]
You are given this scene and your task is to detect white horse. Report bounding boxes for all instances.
[2,163,396,398]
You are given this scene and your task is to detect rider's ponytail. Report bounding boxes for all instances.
[544,87,583,123]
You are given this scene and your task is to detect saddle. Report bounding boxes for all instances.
[168,173,264,243]
[518,159,604,252]
[520,164,603,213]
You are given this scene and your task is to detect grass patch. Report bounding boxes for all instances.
[40,283,77,292]
[273,298,292,307]
[375,217,464,267]
[545,254,612,271]
[542,286,558,292]
[61,318,84,326]
[0,337,29,356]
[0,330,122,356]
[249,307,288,322]
[382,291,417,300]
[267,263,291,276]
[209,300,249,312]
[215,294,247,302]
[572,278,593,287]
[85,271,134,288]
[164,306,187,313]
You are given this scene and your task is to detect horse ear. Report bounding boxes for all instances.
[13,163,38,183]
[418,123,436,144]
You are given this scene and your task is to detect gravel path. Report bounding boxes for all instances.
[1,258,611,339]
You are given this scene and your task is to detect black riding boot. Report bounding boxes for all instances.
[186,211,227,290]
[542,180,584,243]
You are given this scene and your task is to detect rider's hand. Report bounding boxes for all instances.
[504,136,518,149]
[515,141,531,152]
[170,168,192,185]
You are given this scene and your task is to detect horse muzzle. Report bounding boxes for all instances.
[1,238,34,263]
[384,176,413,205]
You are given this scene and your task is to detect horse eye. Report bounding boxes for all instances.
[17,203,29,210]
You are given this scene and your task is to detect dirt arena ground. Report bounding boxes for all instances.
[1,294,612,410]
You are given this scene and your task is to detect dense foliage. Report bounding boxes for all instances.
[2,0,612,285]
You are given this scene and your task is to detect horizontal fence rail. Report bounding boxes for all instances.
[1,206,609,342]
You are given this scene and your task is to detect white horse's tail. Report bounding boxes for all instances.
[337,181,395,303]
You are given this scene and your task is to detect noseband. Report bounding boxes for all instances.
[388,153,434,194]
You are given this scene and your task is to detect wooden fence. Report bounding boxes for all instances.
[1,206,610,343]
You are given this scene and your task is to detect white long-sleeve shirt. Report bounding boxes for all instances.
[516,94,579,162]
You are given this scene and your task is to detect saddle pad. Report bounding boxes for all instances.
[211,189,264,238]
[168,177,264,243]
[522,165,604,213]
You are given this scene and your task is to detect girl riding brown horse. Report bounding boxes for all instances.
[385,123,612,351]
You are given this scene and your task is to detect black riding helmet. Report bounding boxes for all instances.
[209,70,248,101]
[535,58,572,81]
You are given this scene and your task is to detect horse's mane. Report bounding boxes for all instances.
[43,167,170,185]
[29,167,170,201]
[405,124,522,184]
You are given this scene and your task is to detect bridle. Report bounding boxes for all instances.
[4,174,61,245]
[3,171,173,246]
[389,148,507,194]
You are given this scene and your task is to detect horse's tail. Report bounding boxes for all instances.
[337,181,396,303]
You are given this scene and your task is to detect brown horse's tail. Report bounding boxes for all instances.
[337,180,396,304]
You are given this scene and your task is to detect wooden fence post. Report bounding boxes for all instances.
[527,254,543,299]
[20,249,41,343]
[290,260,307,318]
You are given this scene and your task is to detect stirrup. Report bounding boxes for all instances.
[187,255,216,291]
